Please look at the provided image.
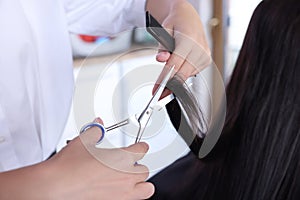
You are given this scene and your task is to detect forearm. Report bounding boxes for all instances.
[145,0,185,23]
[0,162,54,200]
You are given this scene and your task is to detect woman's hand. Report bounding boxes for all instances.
[147,0,211,96]
[0,118,154,200]
[157,1,211,78]
[48,120,154,200]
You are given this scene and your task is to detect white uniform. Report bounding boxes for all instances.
[0,0,145,172]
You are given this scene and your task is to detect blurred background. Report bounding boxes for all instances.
[69,0,262,80]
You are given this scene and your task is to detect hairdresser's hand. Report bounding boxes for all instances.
[47,119,154,200]
[157,1,211,77]
[0,118,154,200]
[147,0,211,96]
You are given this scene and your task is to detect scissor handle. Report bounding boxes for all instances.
[80,122,106,145]
[106,119,129,132]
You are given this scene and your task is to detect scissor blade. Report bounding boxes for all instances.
[137,66,174,122]
[135,66,175,143]
[148,66,175,108]
[155,94,175,110]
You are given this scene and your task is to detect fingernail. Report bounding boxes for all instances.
[156,52,170,60]
[94,117,101,123]
[139,142,149,152]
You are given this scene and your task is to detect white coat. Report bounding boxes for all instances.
[0,0,145,171]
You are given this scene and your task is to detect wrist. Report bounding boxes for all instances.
[145,0,188,23]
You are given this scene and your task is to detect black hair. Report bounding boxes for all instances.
[148,0,300,199]
[200,1,300,199]
[165,75,207,154]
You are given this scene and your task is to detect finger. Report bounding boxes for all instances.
[186,43,212,72]
[133,164,150,176]
[93,117,104,124]
[133,182,155,200]
[176,60,198,80]
[152,83,159,95]
[172,32,211,77]
[79,125,104,146]
[167,32,194,68]
[160,88,172,99]
[174,53,211,81]
[165,53,186,73]
[152,64,176,95]
[123,142,149,162]
[152,85,172,99]
[156,51,170,62]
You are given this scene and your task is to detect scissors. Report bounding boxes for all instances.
[80,66,175,144]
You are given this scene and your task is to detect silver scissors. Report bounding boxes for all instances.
[80,66,175,144]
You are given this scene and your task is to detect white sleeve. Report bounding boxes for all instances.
[62,0,146,36]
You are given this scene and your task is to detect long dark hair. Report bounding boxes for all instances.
[200,0,300,199]
[148,1,300,199]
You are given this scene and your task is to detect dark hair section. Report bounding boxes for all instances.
[166,75,207,155]
[148,1,300,199]
[199,1,300,199]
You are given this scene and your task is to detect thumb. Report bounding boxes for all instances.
[93,117,104,124]
[156,51,171,62]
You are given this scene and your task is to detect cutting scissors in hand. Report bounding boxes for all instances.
[80,66,175,144]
